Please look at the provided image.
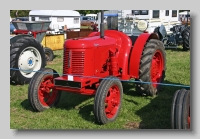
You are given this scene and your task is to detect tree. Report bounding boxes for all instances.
[76,10,104,15]
[10,10,30,18]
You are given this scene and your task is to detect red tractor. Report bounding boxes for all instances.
[28,11,166,125]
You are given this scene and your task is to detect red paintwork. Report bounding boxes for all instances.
[65,36,117,49]
[129,33,159,78]
[105,85,120,119]
[14,29,47,38]
[38,75,59,106]
[151,50,164,87]
[188,106,190,129]
[53,30,159,95]
[88,32,99,37]
[83,30,132,79]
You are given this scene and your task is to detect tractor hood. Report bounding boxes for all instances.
[64,36,117,49]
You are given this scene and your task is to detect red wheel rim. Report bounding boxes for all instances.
[151,50,164,88]
[188,105,190,129]
[38,75,58,106]
[104,85,120,119]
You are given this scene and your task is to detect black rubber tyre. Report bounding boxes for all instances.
[44,47,54,62]
[182,26,190,51]
[171,89,190,129]
[94,76,123,125]
[28,68,61,112]
[10,37,46,85]
[135,39,166,96]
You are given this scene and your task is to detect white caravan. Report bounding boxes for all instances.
[29,10,81,34]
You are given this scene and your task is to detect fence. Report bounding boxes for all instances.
[66,28,93,39]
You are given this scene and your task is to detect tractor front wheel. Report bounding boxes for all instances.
[136,39,166,96]
[171,89,190,129]
[28,68,61,112]
[94,76,123,125]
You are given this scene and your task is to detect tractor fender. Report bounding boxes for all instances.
[129,33,159,78]
[10,34,33,44]
[159,25,167,39]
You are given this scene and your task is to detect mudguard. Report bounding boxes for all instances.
[129,33,159,78]
[159,25,167,39]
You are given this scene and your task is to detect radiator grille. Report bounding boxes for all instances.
[63,48,85,76]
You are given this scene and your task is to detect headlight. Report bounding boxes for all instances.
[28,31,33,35]
[137,20,148,31]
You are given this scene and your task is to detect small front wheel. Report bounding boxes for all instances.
[94,76,123,125]
[28,68,61,112]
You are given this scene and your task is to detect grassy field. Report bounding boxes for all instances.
[10,47,190,129]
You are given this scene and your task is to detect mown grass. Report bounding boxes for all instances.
[10,46,190,129]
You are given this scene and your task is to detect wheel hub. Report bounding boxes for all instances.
[151,51,164,87]
[28,57,34,66]
[105,86,120,118]
[18,46,42,78]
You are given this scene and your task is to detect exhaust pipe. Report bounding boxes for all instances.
[100,10,104,38]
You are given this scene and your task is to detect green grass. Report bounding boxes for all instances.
[10,47,190,129]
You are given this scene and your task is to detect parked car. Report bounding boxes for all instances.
[81,16,97,26]
[12,17,29,21]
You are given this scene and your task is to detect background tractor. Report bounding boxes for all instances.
[153,13,190,51]
[103,10,191,51]
[28,10,166,125]
[10,21,54,85]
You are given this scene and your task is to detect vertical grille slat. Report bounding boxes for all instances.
[63,48,85,76]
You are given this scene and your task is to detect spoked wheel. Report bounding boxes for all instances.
[135,39,166,96]
[94,76,123,125]
[151,50,164,88]
[171,88,190,129]
[28,68,61,112]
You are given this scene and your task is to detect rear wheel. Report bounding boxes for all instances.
[10,37,46,85]
[28,68,61,112]
[135,39,166,96]
[94,76,123,125]
[182,26,190,51]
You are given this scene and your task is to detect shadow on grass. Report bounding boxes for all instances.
[124,80,190,129]
[20,91,96,123]
[21,91,93,111]
[165,47,189,52]
[53,54,61,59]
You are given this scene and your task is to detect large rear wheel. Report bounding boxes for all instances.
[135,39,166,96]
[10,36,46,85]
